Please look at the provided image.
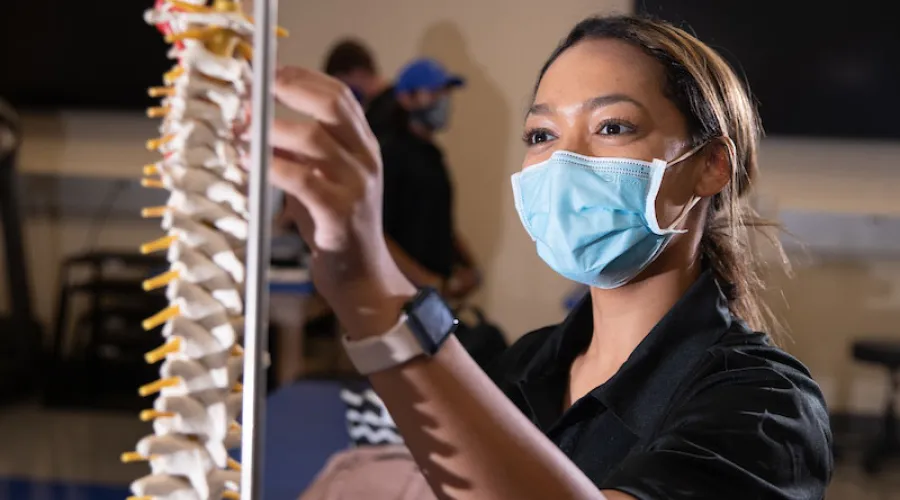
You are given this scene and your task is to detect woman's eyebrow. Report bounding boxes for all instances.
[527,93,646,117]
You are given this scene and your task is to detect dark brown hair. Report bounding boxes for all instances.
[323,38,377,76]
[536,15,784,333]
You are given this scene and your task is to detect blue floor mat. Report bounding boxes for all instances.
[0,380,350,500]
[0,478,129,500]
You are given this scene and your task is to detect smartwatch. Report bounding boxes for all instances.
[341,288,459,375]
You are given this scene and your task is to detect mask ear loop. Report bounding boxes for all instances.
[644,141,712,235]
[510,171,538,242]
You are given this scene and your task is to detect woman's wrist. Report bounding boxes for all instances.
[330,265,417,341]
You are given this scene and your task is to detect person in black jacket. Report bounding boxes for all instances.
[367,58,481,299]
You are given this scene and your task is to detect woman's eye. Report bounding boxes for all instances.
[523,129,557,146]
[598,122,635,136]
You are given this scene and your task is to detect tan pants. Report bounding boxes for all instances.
[299,445,437,500]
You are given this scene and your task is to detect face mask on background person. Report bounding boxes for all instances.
[410,95,451,132]
[510,140,726,288]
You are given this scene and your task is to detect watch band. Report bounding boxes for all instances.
[341,313,426,375]
[341,288,458,376]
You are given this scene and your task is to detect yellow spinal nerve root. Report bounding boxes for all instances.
[143,269,180,291]
[141,205,169,218]
[139,409,176,422]
[138,376,181,397]
[142,304,180,331]
[144,337,182,363]
[120,451,151,463]
[140,235,177,255]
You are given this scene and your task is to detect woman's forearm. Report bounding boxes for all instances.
[368,336,604,500]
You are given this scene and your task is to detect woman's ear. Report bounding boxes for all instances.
[694,140,732,198]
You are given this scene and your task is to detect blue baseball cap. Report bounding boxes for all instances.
[394,58,465,93]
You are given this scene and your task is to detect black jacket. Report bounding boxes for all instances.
[366,87,455,279]
[490,270,833,499]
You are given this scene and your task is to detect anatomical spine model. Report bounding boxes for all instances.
[121,1,285,499]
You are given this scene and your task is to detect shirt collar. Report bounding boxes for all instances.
[516,270,736,437]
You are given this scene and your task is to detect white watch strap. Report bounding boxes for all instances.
[341,314,426,375]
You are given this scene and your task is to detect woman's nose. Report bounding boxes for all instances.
[556,134,592,157]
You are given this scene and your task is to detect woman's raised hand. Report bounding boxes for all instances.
[265,66,415,338]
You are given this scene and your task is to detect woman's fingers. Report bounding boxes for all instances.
[276,66,368,123]
[269,155,333,209]
[270,155,357,252]
[270,118,364,183]
[273,66,379,170]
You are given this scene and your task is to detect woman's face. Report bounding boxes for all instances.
[522,38,723,230]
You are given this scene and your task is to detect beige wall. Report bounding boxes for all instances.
[8,0,900,413]
[756,139,900,414]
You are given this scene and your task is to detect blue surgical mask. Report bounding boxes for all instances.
[511,144,710,288]
[411,95,451,131]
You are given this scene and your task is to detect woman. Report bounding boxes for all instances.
[267,15,833,499]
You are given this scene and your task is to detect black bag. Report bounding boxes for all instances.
[453,305,508,372]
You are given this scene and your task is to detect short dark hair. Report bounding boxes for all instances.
[323,38,377,76]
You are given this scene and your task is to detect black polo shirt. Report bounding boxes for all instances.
[490,271,833,499]
[365,87,398,138]
[368,90,455,279]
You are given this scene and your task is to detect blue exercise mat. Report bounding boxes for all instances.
[0,477,129,500]
[232,380,351,500]
[2,381,349,500]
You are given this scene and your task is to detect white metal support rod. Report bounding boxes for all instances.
[241,0,277,497]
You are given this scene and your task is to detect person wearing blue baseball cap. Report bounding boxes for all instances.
[366,57,466,137]
[392,58,465,132]
[364,57,480,301]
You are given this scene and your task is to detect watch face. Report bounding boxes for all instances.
[408,289,458,355]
